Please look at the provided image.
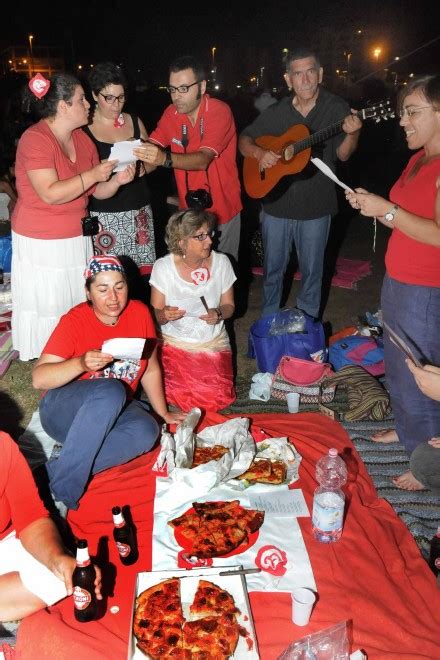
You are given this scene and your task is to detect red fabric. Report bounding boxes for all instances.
[42,300,156,396]
[12,121,99,239]
[16,413,440,659]
[0,432,48,541]
[161,342,235,412]
[149,95,242,224]
[386,149,440,286]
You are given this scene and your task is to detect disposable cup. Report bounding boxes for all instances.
[286,392,300,413]
[291,587,316,626]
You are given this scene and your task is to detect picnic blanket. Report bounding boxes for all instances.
[252,258,372,290]
[15,412,440,659]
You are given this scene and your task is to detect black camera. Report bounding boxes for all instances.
[81,215,100,237]
[185,189,213,211]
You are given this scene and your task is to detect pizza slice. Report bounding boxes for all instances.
[190,579,239,617]
[235,508,265,534]
[264,459,288,485]
[192,500,241,517]
[183,613,239,659]
[192,445,229,468]
[237,458,272,482]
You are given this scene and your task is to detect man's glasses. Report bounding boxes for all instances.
[191,230,215,241]
[166,81,199,94]
[99,93,126,104]
[398,105,431,119]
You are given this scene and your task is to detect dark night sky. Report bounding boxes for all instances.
[2,0,439,83]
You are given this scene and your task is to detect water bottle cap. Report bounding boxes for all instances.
[329,448,338,457]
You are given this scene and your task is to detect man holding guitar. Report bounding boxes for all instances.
[239,47,362,319]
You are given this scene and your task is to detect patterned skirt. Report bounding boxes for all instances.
[92,204,156,273]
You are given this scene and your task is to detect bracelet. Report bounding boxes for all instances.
[78,173,85,193]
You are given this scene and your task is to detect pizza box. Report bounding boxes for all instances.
[128,565,260,659]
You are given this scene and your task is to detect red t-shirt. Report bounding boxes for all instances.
[0,432,49,541]
[149,95,242,225]
[12,120,99,239]
[42,300,157,396]
[387,150,440,286]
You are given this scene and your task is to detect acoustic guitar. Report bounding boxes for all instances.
[243,100,393,199]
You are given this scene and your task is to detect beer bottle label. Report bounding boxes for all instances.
[116,541,131,557]
[73,586,92,610]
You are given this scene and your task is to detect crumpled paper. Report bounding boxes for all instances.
[249,372,273,401]
[229,436,302,490]
[153,408,256,490]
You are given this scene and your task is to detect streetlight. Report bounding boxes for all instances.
[28,34,34,78]
[211,46,216,67]
[373,46,382,63]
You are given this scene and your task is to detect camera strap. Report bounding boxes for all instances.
[181,120,206,195]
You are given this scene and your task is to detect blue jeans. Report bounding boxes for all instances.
[39,379,159,510]
[381,274,440,454]
[260,212,331,318]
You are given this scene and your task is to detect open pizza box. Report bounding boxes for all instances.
[128,565,260,659]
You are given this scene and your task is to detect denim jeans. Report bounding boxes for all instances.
[381,274,440,454]
[260,212,331,318]
[39,379,159,510]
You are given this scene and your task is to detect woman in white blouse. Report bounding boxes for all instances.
[150,209,236,411]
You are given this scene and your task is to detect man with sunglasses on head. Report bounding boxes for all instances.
[239,47,362,320]
[134,56,242,263]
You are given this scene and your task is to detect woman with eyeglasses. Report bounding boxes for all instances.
[346,74,440,491]
[84,62,156,280]
[11,72,135,361]
[149,208,236,411]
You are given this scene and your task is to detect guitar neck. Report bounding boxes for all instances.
[294,110,362,155]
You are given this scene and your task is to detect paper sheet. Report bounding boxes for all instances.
[247,487,310,518]
[101,337,145,360]
[311,157,354,192]
[109,139,142,172]
[168,297,205,318]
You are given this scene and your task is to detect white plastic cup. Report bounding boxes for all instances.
[291,587,316,626]
[286,392,300,413]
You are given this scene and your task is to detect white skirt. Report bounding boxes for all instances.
[11,231,93,361]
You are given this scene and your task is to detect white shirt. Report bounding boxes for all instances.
[150,251,236,343]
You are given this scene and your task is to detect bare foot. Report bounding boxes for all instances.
[371,429,399,443]
[392,470,426,491]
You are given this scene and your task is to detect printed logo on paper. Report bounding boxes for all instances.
[255,545,287,576]
[177,550,212,569]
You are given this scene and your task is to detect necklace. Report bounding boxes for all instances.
[180,257,210,285]
[93,310,119,326]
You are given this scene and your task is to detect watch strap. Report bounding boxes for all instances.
[163,147,173,168]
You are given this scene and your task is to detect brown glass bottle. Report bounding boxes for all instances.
[72,539,98,622]
[112,506,138,566]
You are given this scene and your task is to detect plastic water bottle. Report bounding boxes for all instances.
[312,448,347,543]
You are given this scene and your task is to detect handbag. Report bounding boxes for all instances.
[271,355,336,404]
[248,309,327,374]
[329,335,384,376]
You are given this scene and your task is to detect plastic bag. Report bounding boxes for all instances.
[269,308,306,335]
[278,621,350,660]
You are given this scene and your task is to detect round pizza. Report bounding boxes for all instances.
[133,578,243,658]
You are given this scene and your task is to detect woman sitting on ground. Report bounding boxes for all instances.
[149,209,236,411]
[32,254,185,512]
[0,431,101,622]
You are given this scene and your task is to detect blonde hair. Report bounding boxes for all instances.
[165,209,216,256]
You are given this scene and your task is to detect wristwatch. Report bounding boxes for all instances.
[162,148,173,168]
[384,204,399,223]
[215,308,223,322]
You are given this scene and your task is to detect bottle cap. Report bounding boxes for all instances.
[112,506,122,515]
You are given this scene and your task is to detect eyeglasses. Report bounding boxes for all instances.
[166,81,199,94]
[191,230,215,241]
[398,105,431,119]
[99,92,126,104]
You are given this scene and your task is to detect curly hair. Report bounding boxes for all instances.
[22,73,80,118]
[165,209,216,256]
[87,62,128,95]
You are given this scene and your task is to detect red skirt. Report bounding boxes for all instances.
[160,343,236,412]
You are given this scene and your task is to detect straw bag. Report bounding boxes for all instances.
[271,356,336,403]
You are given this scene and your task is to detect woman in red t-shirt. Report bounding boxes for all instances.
[346,74,440,491]
[32,255,185,511]
[11,72,136,361]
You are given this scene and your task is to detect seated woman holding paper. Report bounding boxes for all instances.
[150,209,236,411]
[32,254,185,511]
[84,62,156,275]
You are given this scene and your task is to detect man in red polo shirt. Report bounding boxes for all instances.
[134,56,242,263]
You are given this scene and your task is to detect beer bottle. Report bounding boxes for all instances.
[112,505,138,566]
[72,539,97,622]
